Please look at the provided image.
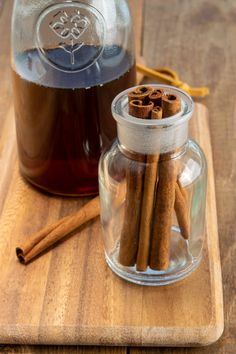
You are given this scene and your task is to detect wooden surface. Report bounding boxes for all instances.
[129,0,144,59]
[0,348,125,354]
[0,103,223,347]
[0,0,235,353]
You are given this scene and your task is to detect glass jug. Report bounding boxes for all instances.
[11,0,136,196]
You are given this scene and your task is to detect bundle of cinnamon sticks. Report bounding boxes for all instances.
[119,86,190,271]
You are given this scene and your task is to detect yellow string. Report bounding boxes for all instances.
[136,63,209,97]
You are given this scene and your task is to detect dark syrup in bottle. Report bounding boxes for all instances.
[12,46,136,195]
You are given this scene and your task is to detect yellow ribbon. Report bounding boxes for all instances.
[136,63,209,98]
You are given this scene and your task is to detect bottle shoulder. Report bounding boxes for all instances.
[99,138,207,187]
[178,139,207,187]
[185,139,207,171]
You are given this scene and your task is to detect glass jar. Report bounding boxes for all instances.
[99,85,207,286]
[11,0,136,196]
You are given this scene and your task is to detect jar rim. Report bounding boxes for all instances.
[112,84,194,128]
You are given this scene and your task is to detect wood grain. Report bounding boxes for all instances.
[0,1,138,352]
[0,102,223,347]
[0,348,125,354]
[128,0,144,58]
[0,0,15,215]
[130,0,236,352]
[129,0,145,84]
[0,0,233,352]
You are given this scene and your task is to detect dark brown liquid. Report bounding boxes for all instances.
[12,48,136,195]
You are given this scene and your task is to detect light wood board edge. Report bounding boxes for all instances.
[190,103,224,346]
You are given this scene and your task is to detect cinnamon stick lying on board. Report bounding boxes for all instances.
[16,196,100,264]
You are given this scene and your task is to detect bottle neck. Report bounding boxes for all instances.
[117,120,189,155]
[118,142,187,163]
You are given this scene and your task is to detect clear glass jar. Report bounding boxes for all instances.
[99,85,207,286]
[11,0,136,196]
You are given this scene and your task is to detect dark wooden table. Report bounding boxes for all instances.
[0,0,235,353]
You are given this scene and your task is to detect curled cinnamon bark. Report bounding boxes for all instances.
[151,106,163,119]
[162,94,181,118]
[149,89,164,107]
[128,86,153,103]
[16,197,100,264]
[129,99,154,118]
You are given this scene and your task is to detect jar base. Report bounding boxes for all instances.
[105,252,202,286]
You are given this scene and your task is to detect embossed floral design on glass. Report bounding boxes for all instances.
[49,8,91,65]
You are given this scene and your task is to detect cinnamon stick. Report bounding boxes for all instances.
[163,94,190,240]
[150,158,177,270]
[174,180,190,239]
[136,106,163,271]
[118,161,144,266]
[129,99,154,118]
[149,89,164,107]
[162,94,181,118]
[150,94,181,270]
[151,106,163,119]
[119,99,153,266]
[16,196,100,264]
[128,86,153,103]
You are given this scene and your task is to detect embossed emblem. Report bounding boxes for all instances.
[49,9,90,65]
[36,3,105,72]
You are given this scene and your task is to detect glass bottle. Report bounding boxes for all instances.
[11,0,136,196]
[99,85,207,286]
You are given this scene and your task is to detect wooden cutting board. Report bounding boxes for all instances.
[0,103,224,347]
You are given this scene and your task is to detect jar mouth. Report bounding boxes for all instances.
[112,84,194,128]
